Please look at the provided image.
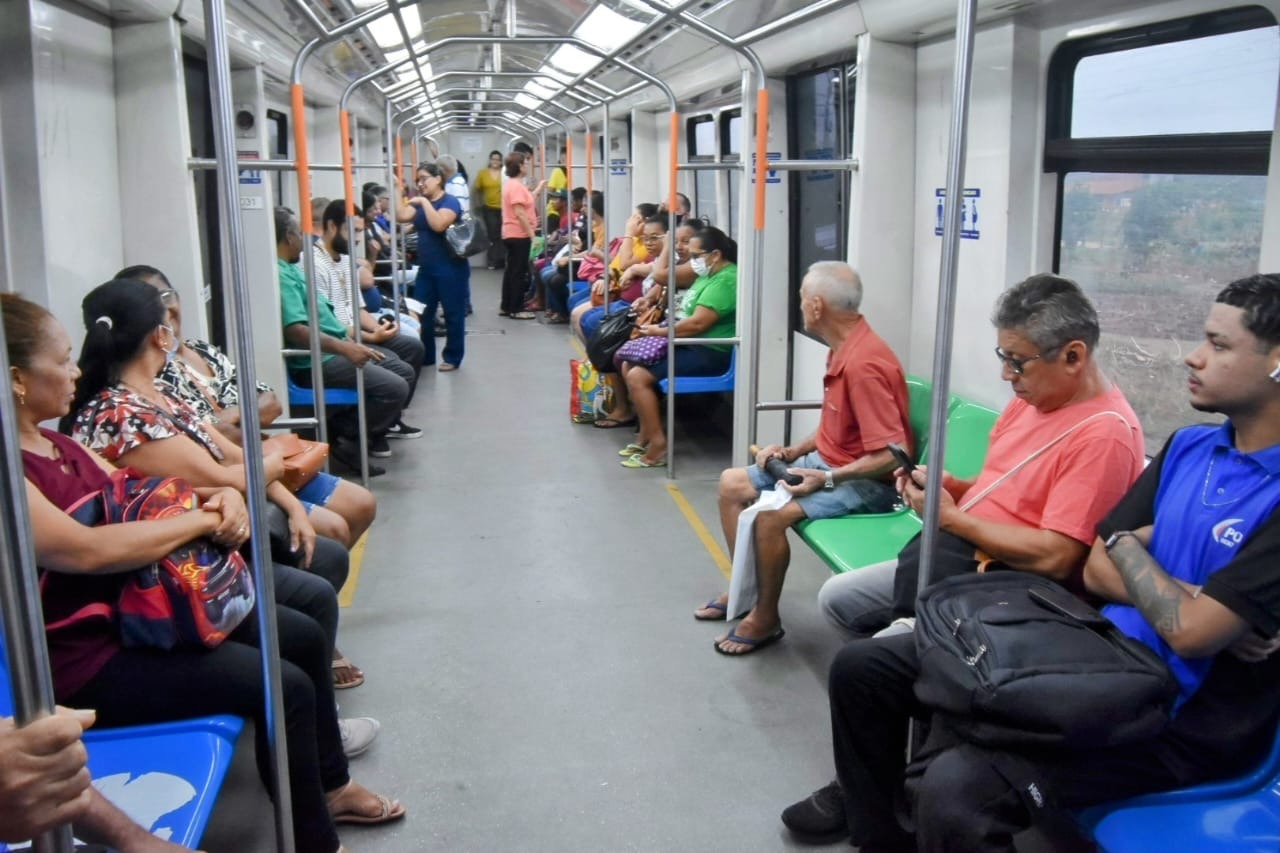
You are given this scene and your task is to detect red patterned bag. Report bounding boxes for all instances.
[53,470,256,649]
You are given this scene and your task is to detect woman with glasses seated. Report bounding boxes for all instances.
[614,227,739,468]
[3,292,403,853]
[115,265,375,552]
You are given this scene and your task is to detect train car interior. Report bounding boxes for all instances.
[1,0,1279,850]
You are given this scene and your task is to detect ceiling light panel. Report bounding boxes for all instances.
[366,5,422,49]
[514,93,542,109]
[547,44,599,75]
[573,5,649,52]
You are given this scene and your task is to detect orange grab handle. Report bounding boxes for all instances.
[585,132,593,196]
[396,137,405,196]
[291,85,313,235]
[565,137,573,195]
[668,112,678,216]
[339,110,355,216]
[539,142,546,182]
[754,88,768,231]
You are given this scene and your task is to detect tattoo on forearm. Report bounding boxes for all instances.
[1113,540,1185,637]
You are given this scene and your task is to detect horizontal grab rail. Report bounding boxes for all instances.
[188,158,388,172]
[675,162,743,171]
[756,400,823,411]
[767,159,859,171]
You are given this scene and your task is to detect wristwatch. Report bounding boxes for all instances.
[823,471,836,491]
[1104,530,1136,551]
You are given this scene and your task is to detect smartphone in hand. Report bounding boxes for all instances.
[887,442,916,476]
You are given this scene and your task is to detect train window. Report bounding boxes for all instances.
[1047,8,1278,454]
[787,61,856,337]
[266,109,288,207]
[686,114,717,228]
[721,110,742,159]
[687,115,716,159]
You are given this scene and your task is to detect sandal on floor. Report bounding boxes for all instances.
[328,782,406,826]
[438,363,458,372]
[694,598,728,621]
[618,442,647,457]
[714,627,786,656]
[621,453,665,469]
[332,656,364,690]
[510,311,537,320]
[593,417,637,429]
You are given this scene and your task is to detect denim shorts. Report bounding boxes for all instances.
[746,450,898,520]
[296,471,341,513]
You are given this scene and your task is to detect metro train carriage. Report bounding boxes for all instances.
[1,0,1279,850]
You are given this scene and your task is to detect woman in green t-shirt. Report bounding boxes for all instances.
[618,226,738,468]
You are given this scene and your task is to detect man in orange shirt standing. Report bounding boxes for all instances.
[696,261,912,655]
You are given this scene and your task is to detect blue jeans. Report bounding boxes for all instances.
[746,449,898,521]
[582,301,631,341]
[568,285,593,312]
[415,259,469,366]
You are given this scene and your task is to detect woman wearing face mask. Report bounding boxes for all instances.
[614,227,739,468]
[398,162,468,371]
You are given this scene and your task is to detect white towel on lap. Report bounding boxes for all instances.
[726,488,794,618]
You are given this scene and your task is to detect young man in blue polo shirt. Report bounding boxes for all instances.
[782,273,1280,851]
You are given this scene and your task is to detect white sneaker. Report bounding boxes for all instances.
[340,716,381,758]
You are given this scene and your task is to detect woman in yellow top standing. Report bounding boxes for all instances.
[473,150,506,270]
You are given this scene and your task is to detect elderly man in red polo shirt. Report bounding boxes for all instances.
[695,261,913,655]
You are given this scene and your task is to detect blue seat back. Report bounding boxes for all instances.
[285,372,359,407]
[658,346,736,395]
[0,617,242,847]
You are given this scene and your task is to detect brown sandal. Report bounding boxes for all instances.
[332,655,365,690]
[328,782,406,826]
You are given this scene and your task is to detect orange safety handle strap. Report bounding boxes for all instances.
[668,112,678,218]
[585,131,593,196]
[396,137,405,196]
[565,137,573,195]
[339,110,355,216]
[291,85,314,234]
[754,88,769,230]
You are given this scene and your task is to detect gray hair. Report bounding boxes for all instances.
[436,154,457,177]
[992,273,1100,352]
[804,261,863,313]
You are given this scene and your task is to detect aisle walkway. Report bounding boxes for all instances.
[206,269,851,852]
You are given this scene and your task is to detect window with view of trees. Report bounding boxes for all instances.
[1046,7,1278,454]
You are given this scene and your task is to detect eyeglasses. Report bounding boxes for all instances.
[642,233,664,242]
[993,346,1059,375]
[158,289,180,304]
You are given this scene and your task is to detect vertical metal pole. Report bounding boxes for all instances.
[539,129,548,241]
[340,111,371,488]
[665,110,679,478]
[916,0,978,597]
[739,68,759,454]
[204,0,295,848]
[0,206,71,853]
[601,103,612,277]
[387,100,402,316]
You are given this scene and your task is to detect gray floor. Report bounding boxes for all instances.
[202,269,854,852]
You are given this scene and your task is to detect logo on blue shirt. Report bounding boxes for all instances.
[1212,517,1247,548]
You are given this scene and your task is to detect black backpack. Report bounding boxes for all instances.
[913,571,1178,749]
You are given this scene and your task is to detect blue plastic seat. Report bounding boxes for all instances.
[658,345,736,394]
[1077,725,1280,853]
[0,626,243,847]
[285,372,358,407]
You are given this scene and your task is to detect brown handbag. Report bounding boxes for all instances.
[630,286,667,339]
[262,433,329,492]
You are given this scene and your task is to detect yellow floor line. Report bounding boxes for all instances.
[665,482,732,579]
[338,529,367,608]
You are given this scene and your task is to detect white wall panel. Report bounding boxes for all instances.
[114,18,207,341]
[308,107,345,201]
[33,0,123,337]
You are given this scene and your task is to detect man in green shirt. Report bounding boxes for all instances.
[276,207,413,471]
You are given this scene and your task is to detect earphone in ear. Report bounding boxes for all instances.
[1269,361,1280,384]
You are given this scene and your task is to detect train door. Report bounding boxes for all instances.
[183,54,226,347]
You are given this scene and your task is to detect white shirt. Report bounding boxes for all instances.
[311,245,356,328]
[446,174,470,207]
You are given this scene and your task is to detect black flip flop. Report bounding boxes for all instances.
[694,598,728,621]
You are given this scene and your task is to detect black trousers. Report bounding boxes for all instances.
[830,634,1189,852]
[67,563,346,853]
[481,207,504,268]
[500,238,532,314]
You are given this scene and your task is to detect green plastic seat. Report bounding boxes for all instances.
[795,389,1001,574]
[796,375,944,573]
